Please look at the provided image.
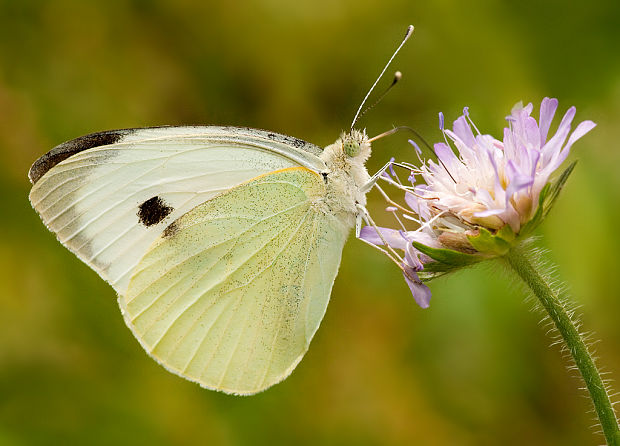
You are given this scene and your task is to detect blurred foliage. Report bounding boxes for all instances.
[1,0,619,445]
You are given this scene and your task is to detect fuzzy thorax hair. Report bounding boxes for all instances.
[319,129,372,218]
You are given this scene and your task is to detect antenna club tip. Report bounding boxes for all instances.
[350,25,414,130]
[394,71,402,80]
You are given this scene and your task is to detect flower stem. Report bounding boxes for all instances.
[505,244,620,445]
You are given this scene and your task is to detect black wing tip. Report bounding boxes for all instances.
[27,124,322,185]
[28,129,132,185]
[27,125,215,185]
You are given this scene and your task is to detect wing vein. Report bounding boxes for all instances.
[215,209,313,389]
[169,206,308,368]
[127,201,306,313]
[141,201,308,348]
[256,210,319,389]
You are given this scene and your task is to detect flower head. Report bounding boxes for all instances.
[361,98,595,307]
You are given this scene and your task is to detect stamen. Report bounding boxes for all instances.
[463,106,482,135]
[357,234,404,268]
[408,139,422,155]
[374,183,417,216]
[408,139,426,166]
[387,207,407,231]
[417,210,447,233]
[358,204,407,263]
[402,213,422,224]
[438,114,458,179]
[386,157,403,185]
[388,158,397,177]
[379,174,415,192]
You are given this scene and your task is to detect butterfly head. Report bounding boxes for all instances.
[341,129,371,162]
[319,129,371,201]
[343,135,361,157]
[320,129,370,167]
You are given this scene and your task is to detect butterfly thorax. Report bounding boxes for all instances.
[317,130,371,225]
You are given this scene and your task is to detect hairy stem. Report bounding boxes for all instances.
[505,244,620,445]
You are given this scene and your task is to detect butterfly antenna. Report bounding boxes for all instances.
[354,71,402,125]
[350,25,414,131]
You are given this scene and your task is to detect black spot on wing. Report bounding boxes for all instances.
[29,129,131,184]
[137,196,174,227]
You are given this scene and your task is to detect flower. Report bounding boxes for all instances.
[361,98,596,307]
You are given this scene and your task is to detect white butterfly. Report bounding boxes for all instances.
[28,26,414,395]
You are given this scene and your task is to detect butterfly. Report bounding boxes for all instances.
[28,26,414,395]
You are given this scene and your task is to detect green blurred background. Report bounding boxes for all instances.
[1,0,619,445]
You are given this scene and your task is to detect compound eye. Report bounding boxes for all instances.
[343,139,361,157]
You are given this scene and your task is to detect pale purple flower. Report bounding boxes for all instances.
[361,98,595,307]
[414,98,596,232]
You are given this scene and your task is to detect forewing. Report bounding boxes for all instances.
[29,126,326,295]
[121,168,349,395]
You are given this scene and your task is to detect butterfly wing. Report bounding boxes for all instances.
[29,126,327,295]
[121,167,349,394]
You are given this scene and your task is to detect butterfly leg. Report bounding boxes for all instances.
[359,160,394,194]
[355,212,364,238]
[355,204,404,267]
[356,204,432,293]
[360,159,417,194]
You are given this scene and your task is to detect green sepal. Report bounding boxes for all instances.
[420,261,462,273]
[467,227,513,255]
[542,160,577,218]
[418,269,450,281]
[496,223,516,243]
[520,161,576,237]
[411,240,481,267]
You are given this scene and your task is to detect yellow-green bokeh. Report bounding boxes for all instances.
[1,1,619,445]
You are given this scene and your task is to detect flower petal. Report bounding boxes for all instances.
[434,142,460,172]
[359,226,409,250]
[542,106,576,167]
[559,120,597,160]
[404,242,424,271]
[372,99,594,306]
[453,115,476,147]
[543,119,597,175]
[505,160,534,204]
[539,97,558,144]
[402,268,432,308]
[473,208,504,217]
